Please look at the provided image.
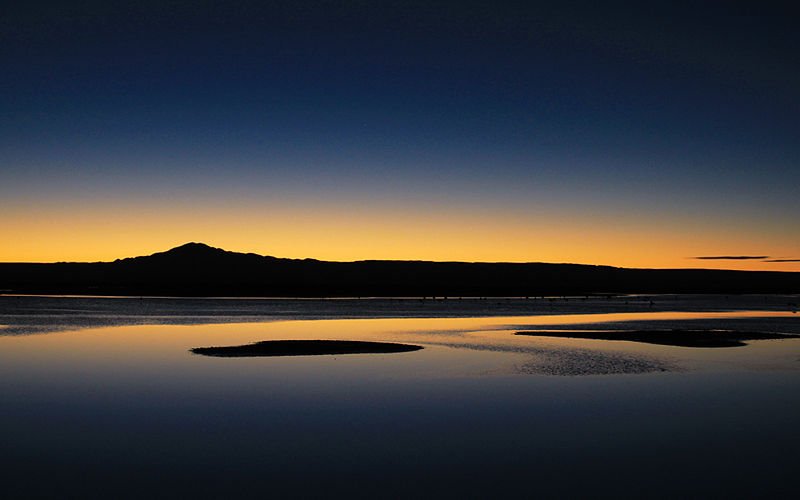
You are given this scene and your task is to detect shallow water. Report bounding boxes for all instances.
[1,296,799,498]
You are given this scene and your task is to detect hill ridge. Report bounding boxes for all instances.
[2,242,798,296]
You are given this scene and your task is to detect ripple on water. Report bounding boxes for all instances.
[438,341,674,376]
[515,347,673,376]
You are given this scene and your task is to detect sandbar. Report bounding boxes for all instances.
[191,339,423,357]
[515,329,800,348]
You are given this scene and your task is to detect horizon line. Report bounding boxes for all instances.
[0,241,798,272]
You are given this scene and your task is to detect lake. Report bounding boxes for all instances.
[1,295,799,498]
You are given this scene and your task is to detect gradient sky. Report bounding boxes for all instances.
[2,1,798,269]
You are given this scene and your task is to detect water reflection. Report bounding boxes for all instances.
[1,305,799,497]
[2,311,799,379]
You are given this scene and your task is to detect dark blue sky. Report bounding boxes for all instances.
[1,1,798,266]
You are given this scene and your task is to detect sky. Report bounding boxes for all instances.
[2,1,798,269]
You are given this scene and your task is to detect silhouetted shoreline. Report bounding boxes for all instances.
[191,340,423,357]
[2,242,798,297]
[516,329,800,348]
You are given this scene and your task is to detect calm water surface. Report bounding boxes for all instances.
[1,296,799,498]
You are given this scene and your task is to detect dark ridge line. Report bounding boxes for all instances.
[2,242,799,296]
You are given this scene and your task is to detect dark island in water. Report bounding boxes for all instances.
[515,329,800,348]
[191,340,423,357]
[1,242,799,297]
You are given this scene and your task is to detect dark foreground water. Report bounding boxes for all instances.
[1,295,799,498]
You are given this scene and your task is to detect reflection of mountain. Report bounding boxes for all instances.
[1,242,798,296]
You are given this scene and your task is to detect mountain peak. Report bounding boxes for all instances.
[113,243,281,266]
[165,242,224,255]
[114,242,240,264]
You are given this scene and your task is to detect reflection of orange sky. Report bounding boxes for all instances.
[1,199,798,271]
[6,311,796,357]
[4,312,797,365]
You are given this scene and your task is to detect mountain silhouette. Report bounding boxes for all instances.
[1,242,798,296]
[115,242,273,266]
[131,241,231,260]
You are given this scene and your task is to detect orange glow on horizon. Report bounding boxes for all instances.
[1,199,798,271]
